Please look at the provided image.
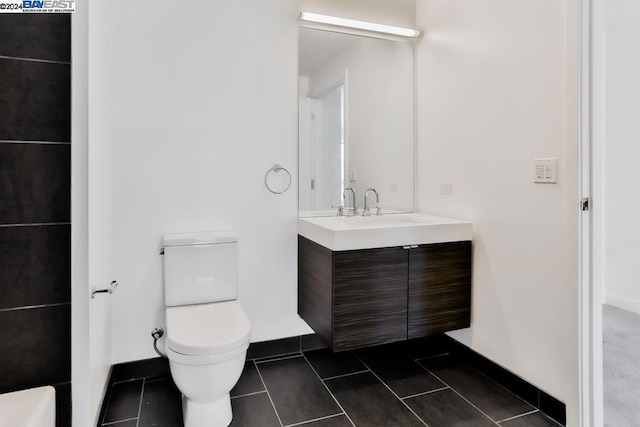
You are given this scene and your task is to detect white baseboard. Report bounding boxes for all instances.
[604,293,640,316]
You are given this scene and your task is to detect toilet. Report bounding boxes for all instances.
[162,231,251,427]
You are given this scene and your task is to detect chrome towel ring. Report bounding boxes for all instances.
[265,164,292,194]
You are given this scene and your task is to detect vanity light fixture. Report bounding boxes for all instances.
[299,12,421,39]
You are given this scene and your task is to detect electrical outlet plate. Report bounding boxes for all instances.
[533,158,557,183]
[439,183,453,195]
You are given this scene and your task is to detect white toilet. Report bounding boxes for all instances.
[162,231,251,427]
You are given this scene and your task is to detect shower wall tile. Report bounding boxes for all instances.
[0,304,71,392]
[0,224,71,309]
[0,14,72,424]
[0,59,70,142]
[0,143,70,224]
[0,14,71,62]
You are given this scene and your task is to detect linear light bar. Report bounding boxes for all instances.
[299,12,421,38]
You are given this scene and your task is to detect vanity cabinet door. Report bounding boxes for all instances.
[333,247,408,351]
[408,241,472,339]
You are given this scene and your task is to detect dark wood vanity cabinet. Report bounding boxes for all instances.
[333,246,408,351]
[298,236,472,352]
[407,241,472,339]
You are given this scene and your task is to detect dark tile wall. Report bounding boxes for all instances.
[0,14,72,427]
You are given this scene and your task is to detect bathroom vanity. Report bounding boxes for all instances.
[297,26,473,352]
[297,213,473,352]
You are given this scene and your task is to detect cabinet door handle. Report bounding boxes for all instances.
[410,245,418,249]
[403,246,411,250]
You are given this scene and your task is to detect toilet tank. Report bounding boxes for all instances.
[163,232,238,307]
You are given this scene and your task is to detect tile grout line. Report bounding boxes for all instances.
[143,377,172,385]
[300,352,356,427]
[0,222,71,228]
[102,417,138,426]
[469,366,538,413]
[321,369,371,381]
[111,378,147,386]
[545,413,565,426]
[0,302,71,313]
[254,359,285,427]
[230,390,267,400]
[496,409,540,424]
[284,413,346,427]
[135,378,146,427]
[354,355,430,427]
[0,54,71,65]
[414,356,511,425]
[401,386,450,401]
[412,351,452,363]
[499,409,563,427]
[254,353,304,364]
[99,384,113,427]
[0,139,71,145]
[424,369,500,426]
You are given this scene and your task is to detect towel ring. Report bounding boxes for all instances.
[265,164,292,194]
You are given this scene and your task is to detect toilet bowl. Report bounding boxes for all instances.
[162,232,251,427]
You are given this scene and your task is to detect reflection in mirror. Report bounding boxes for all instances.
[298,27,415,217]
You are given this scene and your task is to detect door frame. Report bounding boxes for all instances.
[579,0,604,425]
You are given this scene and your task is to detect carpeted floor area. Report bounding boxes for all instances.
[603,304,640,427]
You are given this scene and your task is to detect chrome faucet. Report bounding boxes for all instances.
[363,188,381,216]
[341,187,358,216]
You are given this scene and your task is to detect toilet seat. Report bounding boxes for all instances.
[166,342,249,366]
[166,300,251,357]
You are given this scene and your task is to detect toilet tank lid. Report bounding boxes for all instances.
[163,231,237,247]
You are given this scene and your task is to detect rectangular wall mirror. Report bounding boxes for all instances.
[298,27,415,217]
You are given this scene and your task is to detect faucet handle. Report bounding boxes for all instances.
[337,206,344,216]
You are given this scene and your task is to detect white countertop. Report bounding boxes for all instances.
[298,212,473,251]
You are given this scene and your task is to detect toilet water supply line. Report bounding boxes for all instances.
[151,327,168,358]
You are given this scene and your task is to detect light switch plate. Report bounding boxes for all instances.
[533,158,557,183]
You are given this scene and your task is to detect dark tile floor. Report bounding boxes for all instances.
[99,341,562,427]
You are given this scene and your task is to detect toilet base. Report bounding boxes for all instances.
[182,393,232,427]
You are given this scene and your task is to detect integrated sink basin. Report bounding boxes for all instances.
[298,213,473,251]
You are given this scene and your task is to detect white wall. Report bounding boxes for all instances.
[106,0,421,365]
[602,0,640,314]
[101,8,582,427]
[88,0,114,422]
[71,2,90,425]
[415,0,579,425]
[108,0,309,363]
[73,1,114,424]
